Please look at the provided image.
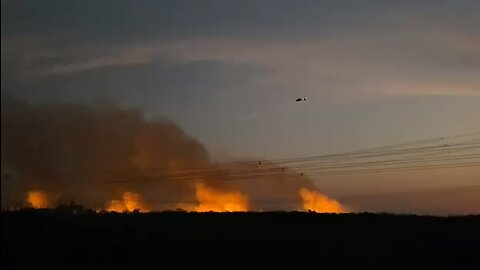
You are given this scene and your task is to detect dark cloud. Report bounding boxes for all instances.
[1,52,267,115]
[3,0,478,42]
[2,0,478,105]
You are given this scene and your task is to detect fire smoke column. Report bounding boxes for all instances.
[299,187,345,213]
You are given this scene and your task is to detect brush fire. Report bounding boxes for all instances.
[194,183,249,212]
[299,188,345,213]
[3,98,344,213]
[106,191,148,212]
[27,190,49,208]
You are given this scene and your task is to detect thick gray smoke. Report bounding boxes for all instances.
[1,97,329,211]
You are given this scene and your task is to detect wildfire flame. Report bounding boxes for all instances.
[299,187,345,213]
[106,191,148,212]
[193,183,249,212]
[107,200,127,212]
[4,99,349,214]
[27,190,49,208]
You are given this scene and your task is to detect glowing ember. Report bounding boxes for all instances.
[27,190,49,208]
[299,187,345,213]
[106,192,148,212]
[194,183,249,212]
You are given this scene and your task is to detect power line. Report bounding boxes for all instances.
[105,132,480,184]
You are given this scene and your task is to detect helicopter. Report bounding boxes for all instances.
[296,97,308,102]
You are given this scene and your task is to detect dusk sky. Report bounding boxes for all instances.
[2,0,479,214]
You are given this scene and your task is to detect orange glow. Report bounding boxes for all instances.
[123,192,147,211]
[194,183,249,212]
[106,199,127,212]
[106,191,148,212]
[299,187,345,213]
[27,190,49,208]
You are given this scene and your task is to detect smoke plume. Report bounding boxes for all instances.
[1,97,343,212]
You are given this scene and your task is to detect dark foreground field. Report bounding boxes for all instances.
[2,210,480,269]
